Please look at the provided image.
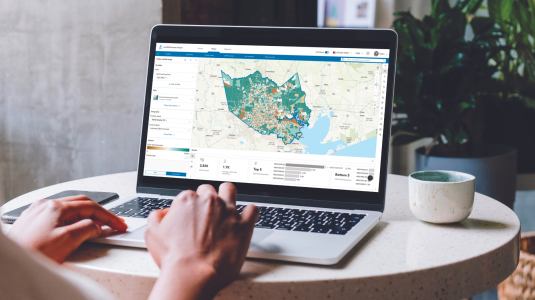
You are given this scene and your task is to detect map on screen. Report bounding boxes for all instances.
[191,58,379,158]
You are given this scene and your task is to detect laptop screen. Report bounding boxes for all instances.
[142,42,390,194]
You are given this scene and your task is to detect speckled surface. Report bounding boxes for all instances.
[1,172,520,300]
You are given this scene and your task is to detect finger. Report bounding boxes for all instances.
[93,219,126,227]
[171,190,196,211]
[240,205,259,247]
[147,208,169,228]
[168,190,197,217]
[60,219,102,250]
[54,195,93,202]
[70,220,105,227]
[218,182,237,208]
[86,219,124,227]
[196,184,217,196]
[60,201,128,232]
[174,190,197,202]
[240,205,259,229]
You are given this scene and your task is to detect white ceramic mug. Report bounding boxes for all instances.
[409,170,475,223]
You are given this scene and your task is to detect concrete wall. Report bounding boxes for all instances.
[0,1,161,204]
[0,0,436,204]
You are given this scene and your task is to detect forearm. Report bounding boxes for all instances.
[149,260,218,300]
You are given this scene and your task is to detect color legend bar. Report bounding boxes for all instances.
[147,146,190,152]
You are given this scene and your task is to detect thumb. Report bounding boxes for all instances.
[147,208,169,228]
[145,208,170,268]
[240,205,259,231]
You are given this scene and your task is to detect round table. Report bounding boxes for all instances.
[1,172,520,300]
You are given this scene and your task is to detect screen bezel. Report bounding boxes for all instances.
[137,25,397,212]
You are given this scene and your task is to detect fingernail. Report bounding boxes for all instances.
[119,217,126,223]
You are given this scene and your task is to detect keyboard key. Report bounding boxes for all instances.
[330,227,349,235]
[310,226,331,233]
[275,224,293,230]
[293,224,312,232]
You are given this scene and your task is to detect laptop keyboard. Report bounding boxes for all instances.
[109,197,365,235]
[109,197,173,218]
[237,205,365,235]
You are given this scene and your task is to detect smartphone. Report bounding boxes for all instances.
[1,190,119,224]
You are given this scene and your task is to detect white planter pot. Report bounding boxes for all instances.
[414,145,517,209]
[388,137,433,176]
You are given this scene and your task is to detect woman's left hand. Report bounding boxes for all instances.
[7,195,128,263]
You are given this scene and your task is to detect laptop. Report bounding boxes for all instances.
[93,25,397,265]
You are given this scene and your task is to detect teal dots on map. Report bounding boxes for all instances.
[221,71,311,145]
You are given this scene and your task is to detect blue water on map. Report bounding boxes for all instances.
[298,114,376,158]
[298,115,344,154]
[240,141,244,145]
[330,136,377,158]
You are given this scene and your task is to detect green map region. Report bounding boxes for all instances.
[221,71,311,145]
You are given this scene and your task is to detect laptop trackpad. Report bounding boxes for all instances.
[118,226,273,245]
[249,228,274,249]
[119,225,147,240]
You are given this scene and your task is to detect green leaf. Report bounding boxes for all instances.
[513,1,535,38]
[499,0,513,21]
[453,0,470,10]
[488,0,511,22]
[459,101,472,111]
[393,17,417,58]
[530,0,535,21]
[510,94,535,110]
[431,0,451,18]
[470,17,495,36]
[404,17,425,46]
[465,0,485,14]
[454,130,469,144]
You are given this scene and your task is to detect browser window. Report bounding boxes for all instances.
[144,43,389,192]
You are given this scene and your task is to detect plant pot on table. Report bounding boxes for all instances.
[414,144,517,209]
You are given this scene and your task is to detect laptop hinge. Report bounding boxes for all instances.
[137,186,183,196]
[137,186,384,212]
[237,194,384,212]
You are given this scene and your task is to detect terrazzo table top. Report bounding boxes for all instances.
[1,172,520,300]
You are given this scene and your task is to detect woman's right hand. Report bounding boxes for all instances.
[145,182,259,300]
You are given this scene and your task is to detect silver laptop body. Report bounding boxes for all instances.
[92,25,397,265]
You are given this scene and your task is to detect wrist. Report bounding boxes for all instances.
[157,257,218,300]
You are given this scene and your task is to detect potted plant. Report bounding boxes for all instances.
[391,0,535,209]
[483,0,535,191]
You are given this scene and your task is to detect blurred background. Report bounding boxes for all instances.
[0,0,437,206]
[1,1,534,298]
